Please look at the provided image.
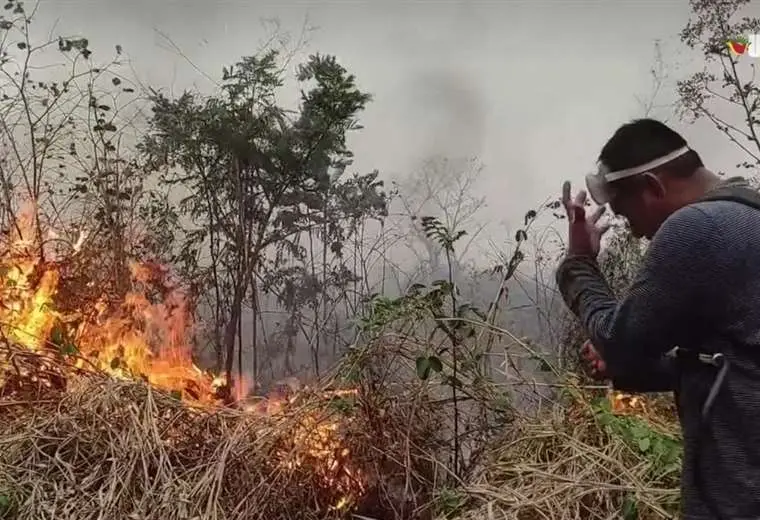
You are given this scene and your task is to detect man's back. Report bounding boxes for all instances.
[673,195,760,519]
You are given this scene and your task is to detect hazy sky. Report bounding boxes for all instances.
[31,0,760,237]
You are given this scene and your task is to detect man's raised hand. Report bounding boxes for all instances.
[561,181,611,258]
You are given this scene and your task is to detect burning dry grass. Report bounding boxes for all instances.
[0,205,684,519]
[0,205,447,519]
[0,341,442,520]
[0,352,684,520]
[447,386,682,520]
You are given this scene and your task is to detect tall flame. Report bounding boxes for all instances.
[0,203,219,402]
[0,205,59,351]
[0,202,367,509]
[72,262,217,403]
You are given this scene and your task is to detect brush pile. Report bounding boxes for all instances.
[448,383,682,520]
[0,340,443,520]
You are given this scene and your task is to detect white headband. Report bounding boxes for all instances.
[598,146,691,181]
[585,145,691,205]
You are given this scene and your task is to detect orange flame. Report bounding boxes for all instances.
[0,205,219,403]
[0,202,367,508]
[609,389,647,415]
[69,261,219,403]
[0,205,60,352]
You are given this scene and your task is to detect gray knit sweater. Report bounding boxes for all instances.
[556,177,760,519]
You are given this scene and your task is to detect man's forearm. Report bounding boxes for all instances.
[556,254,617,336]
[556,254,677,386]
[557,207,718,372]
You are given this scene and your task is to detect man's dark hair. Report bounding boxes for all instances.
[599,118,703,179]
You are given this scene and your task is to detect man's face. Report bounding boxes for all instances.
[608,175,662,239]
[610,194,647,238]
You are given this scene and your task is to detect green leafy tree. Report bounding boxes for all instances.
[142,50,386,379]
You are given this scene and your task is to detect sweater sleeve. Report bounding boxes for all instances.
[556,206,721,382]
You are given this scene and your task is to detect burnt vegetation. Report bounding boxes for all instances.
[0,1,758,519]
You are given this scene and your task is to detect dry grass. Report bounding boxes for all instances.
[446,386,682,520]
[0,342,443,520]
[0,341,684,520]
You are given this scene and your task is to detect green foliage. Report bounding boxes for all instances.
[352,212,536,482]
[420,215,466,253]
[599,225,647,297]
[0,490,18,518]
[621,493,639,520]
[415,354,443,380]
[592,396,682,483]
[490,208,537,286]
[326,394,356,416]
[434,487,469,518]
[359,278,483,360]
[144,51,386,271]
[357,294,426,338]
[50,324,78,356]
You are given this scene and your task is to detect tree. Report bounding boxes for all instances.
[0,0,173,307]
[393,156,487,287]
[142,50,386,381]
[678,0,760,171]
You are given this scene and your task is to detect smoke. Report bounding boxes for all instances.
[405,67,486,161]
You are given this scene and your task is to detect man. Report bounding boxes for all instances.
[557,118,760,519]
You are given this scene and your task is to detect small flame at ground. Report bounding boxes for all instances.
[609,390,647,415]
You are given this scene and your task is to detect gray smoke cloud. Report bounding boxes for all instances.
[405,67,486,161]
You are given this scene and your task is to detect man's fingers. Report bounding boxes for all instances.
[561,181,572,210]
[581,340,608,378]
[562,182,590,223]
[573,189,587,207]
[572,205,586,223]
[589,205,606,224]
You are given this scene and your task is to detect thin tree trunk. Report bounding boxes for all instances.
[251,278,259,382]
[306,211,319,377]
[237,305,243,387]
[318,196,328,376]
[223,279,245,379]
[284,311,296,376]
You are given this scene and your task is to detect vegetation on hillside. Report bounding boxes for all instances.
[0,0,758,519]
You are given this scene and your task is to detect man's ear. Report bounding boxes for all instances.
[642,172,666,199]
